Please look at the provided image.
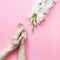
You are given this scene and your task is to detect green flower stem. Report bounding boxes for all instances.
[30,13,37,32]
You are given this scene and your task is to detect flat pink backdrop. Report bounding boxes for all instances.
[0,0,60,60]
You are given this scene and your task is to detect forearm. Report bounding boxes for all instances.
[18,40,26,60]
[0,23,26,60]
[0,45,13,60]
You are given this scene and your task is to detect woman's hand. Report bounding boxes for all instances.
[0,23,26,60]
[9,23,25,51]
[18,26,27,60]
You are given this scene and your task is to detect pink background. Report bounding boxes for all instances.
[0,0,60,60]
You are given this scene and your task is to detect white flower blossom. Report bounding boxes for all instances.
[28,0,58,31]
[36,13,44,23]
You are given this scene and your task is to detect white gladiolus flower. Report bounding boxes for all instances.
[44,0,54,8]
[32,5,40,14]
[28,0,58,31]
[36,13,46,23]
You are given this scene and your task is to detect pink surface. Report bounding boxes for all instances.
[0,0,60,60]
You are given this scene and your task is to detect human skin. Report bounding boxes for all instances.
[18,30,27,60]
[0,23,26,60]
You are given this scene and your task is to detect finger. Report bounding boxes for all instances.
[18,30,27,45]
[12,24,25,40]
[15,23,25,36]
[18,23,24,28]
[22,30,27,40]
[17,31,25,44]
[20,30,26,40]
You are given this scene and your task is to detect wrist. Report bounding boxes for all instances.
[0,46,13,60]
[21,40,25,45]
[6,45,15,52]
